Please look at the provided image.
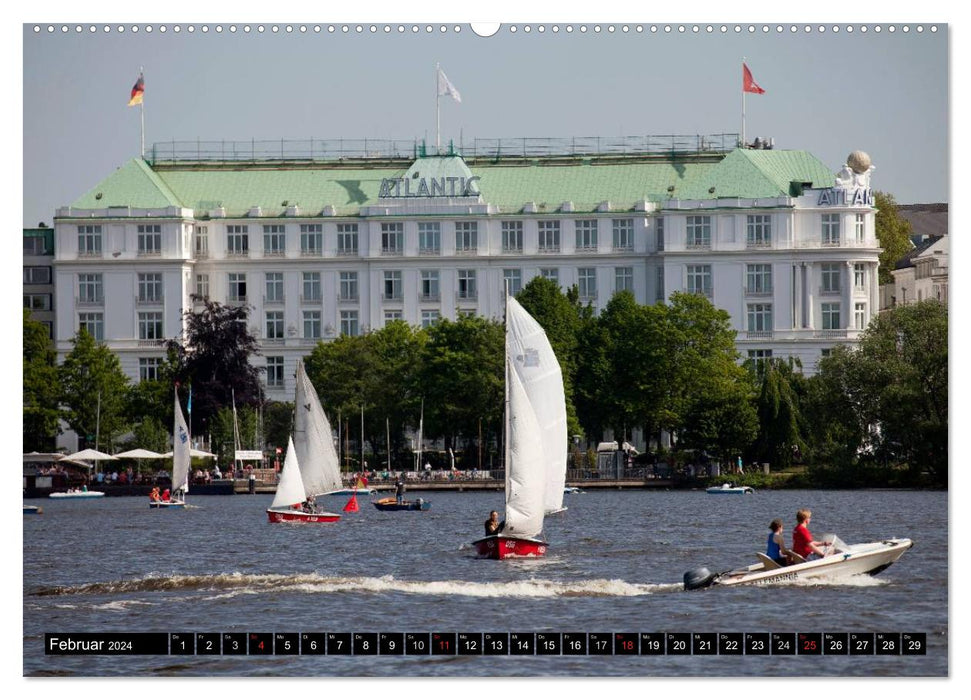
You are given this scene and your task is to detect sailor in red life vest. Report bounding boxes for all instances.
[161,488,171,502]
[149,486,160,502]
[792,509,831,560]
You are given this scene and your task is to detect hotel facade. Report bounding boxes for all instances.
[52,135,881,400]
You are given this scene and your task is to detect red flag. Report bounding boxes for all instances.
[128,73,145,106]
[743,63,764,94]
[343,494,359,512]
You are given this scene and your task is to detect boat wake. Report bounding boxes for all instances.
[30,573,683,600]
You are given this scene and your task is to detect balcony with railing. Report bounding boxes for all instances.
[135,294,164,307]
[744,286,773,297]
[456,289,478,302]
[76,295,104,308]
[818,286,842,297]
[263,295,285,306]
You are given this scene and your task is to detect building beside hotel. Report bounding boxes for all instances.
[52,135,881,399]
[24,226,56,337]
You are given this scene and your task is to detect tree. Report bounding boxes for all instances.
[23,309,60,451]
[58,329,130,451]
[263,401,295,451]
[679,376,758,466]
[752,359,807,470]
[167,298,264,435]
[874,191,914,285]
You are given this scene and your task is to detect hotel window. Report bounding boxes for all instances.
[419,222,441,255]
[23,294,51,311]
[746,215,772,247]
[340,310,359,337]
[300,224,323,256]
[421,310,440,328]
[541,268,559,285]
[265,311,284,340]
[381,222,403,255]
[265,272,284,303]
[139,357,163,382]
[384,270,402,300]
[655,217,665,251]
[538,221,561,252]
[266,357,285,388]
[227,225,249,256]
[578,268,597,300]
[575,220,598,251]
[615,267,633,293]
[821,263,841,293]
[137,224,162,255]
[263,225,286,256]
[656,266,665,302]
[78,225,102,256]
[138,312,164,341]
[747,304,773,333]
[23,235,50,256]
[384,310,403,324]
[686,216,711,248]
[855,302,867,330]
[822,214,840,246]
[337,224,358,255]
[302,272,321,302]
[746,264,773,295]
[339,271,359,301]
[502,221,523,253]
[78,273,103,304]
[821,302,841,330]
[503,269,522,296]
[686,264,712,297]
[457,270,477,300]
[747,349,773,370]
[194,225,209,258]
[24,266,52,285]
[855,214,865,243]
[455,221,478,253]
[78,313,104,341]
[303,310,322,339]
[854,263,866,290]
[137,273,163,302]
[228,273,247,302]
[612,219,634,251]
[420,270,440,301]
[195,273,209,299]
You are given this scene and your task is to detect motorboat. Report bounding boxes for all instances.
[323,487,376,496]
[706,483,754,495]
[49,489,105,499]
[683,535,914,590]
[373,497,430,512]
[23,505,43,514]
[564,486,583,494]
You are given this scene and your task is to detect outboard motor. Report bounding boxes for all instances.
[683,567,717,591]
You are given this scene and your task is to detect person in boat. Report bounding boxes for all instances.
[149,486,160,502]
[485,510,505,536]
[792,509,831,560]
[767,518,792,566]
[161,487,171,502]
[395,477,406,505]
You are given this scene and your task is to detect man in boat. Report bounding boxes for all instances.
[792,509,831,560]
[395,477,406,505]
[484,510,505,536]
[160,487,171,502]
[767,518,793,566]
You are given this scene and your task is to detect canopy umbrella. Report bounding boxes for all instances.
[64,449,120,462]
[113,449,165,459]
[160,448,217,459]
[23,452,67,463]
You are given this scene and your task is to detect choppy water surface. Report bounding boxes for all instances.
[23,489,947,677]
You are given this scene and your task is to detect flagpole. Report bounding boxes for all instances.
[741,58,746,147]
[139,66,145,158]
[435,62,441,154]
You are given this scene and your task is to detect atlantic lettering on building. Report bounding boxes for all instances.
[379,175,481,198]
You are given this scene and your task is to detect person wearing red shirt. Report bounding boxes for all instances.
[792,509,831,559]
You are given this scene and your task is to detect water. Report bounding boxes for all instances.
[23,489,947,677]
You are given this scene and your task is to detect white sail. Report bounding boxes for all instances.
[502,364,546,538]
[505,297,568,514]
[293,361,343,497]
[172,391,191,495]
[270,436,306,509]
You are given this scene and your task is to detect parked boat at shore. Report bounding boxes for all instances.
[706,483,754,495]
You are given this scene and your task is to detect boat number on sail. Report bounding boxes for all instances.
[517,348,540,367]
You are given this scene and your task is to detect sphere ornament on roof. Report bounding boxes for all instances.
[835,150,874,191]
[847,151,872,174]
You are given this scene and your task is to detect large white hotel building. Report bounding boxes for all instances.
[52,135,880,399]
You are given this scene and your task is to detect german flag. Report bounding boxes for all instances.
[128,73,144,106]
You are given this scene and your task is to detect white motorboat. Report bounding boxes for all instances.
[49,489,105,499]
[706,483,754,495]
[683,535,914,590]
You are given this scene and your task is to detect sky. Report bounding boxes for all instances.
[20,14,949,227]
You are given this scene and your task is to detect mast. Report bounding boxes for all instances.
[503,279,510,502]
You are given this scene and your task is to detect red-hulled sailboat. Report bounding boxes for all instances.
[471,296,567,560]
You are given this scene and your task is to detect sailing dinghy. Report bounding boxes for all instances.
[151,389,189,509]
[472,296,567,559]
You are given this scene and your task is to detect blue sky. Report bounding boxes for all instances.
[20,14,949,226]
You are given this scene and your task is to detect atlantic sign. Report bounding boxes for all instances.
[817,187,873,206]
[379,176,481,199]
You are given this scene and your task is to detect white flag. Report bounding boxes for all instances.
[437,67,462,103]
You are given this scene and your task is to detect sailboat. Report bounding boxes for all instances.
[266,361,342,523]
[151,389,189,509]
[472,296,567,559]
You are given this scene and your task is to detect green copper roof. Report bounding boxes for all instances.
[68,149,838,217]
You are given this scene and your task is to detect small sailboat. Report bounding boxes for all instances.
[472,296,567,560]
[151,389,189,509]
[267,361,342,523]
[266,437,340,523]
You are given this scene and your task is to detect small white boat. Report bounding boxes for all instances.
[49,489,104,499]
[564,486,583,494]
[684,535,914,590]
[23,505,43,514]
[323,487,376,496]
[706,483,754,495]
